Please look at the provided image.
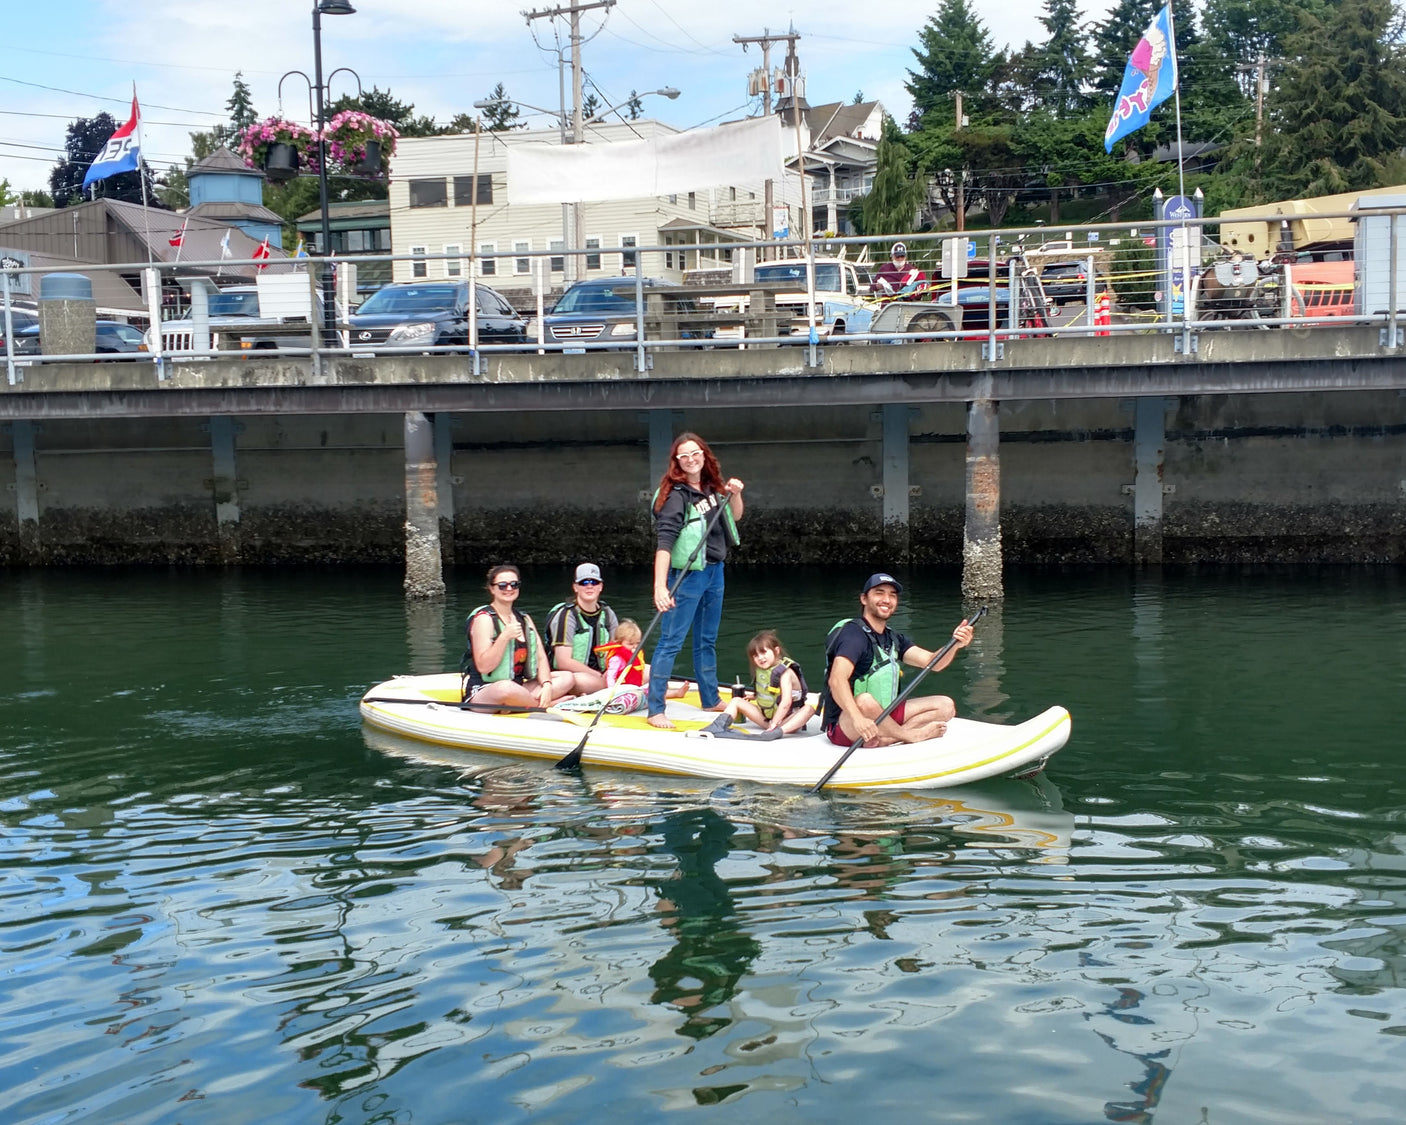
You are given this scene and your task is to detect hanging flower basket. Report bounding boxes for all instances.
[237,117,320,179]
[322,110,398,177]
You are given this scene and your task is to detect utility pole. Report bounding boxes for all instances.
[736,27,802,257]
[523,0,616,282]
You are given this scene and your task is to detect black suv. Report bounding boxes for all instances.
[538,277,709,348]
[349,281,526,350]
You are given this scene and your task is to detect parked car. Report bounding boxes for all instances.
[148,281,318,353]
[0,307,39,353]
[349,281,526,350]
[1038,260,1098,305]
[536,277,710,349]
[14,319,149,358]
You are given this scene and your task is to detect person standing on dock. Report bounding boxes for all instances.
[547,563,619,697]
[821,573,974,747]
[646,433,745,729]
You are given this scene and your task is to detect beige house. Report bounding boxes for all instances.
[387,119,808,294]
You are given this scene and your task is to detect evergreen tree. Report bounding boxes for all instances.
[226,71,257,133]
[479,83,523,132]
[855,116,928,242]
[21,189,53,208]
[1034,0,1093,116]
[48,113,161,208]
[626,91,644,120]
[1263,0,1406,196]
[1203,0,1326,96]
[905,0,1001,129]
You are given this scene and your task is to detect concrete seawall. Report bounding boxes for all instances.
[3,390,1404,566]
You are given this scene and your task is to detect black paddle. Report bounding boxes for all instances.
[554,488,736,771]
[810,605,988,793]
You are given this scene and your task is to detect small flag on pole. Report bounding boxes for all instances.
[83,94,142,189]
[1104,4,1178,153]
[294,237,308,259]
[251,236,271,271]
[219,229,231,259]
[168,219,188,248]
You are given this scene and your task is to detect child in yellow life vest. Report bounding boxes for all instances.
[722,630,816,735]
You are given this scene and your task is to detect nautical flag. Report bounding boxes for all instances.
[294,237,308,258]
[168,219,188,248]
[1104,4,1178,153]
[219,229,231,260]
[83,94,142,189]
[251,236,271,270]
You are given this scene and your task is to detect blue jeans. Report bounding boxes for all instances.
[647,561,725,714]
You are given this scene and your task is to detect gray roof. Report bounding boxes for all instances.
[295,200,390,227]
[189,200,286,225]
[191,146,264,177]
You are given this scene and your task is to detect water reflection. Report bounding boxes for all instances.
[647,809,761,1041]
[405,598,448,676]
[964,599,1009,719]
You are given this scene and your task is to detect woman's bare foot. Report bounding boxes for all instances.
[647,713,676,729]
[702,701,728,712]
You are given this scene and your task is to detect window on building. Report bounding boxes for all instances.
[729,187,737,201]
[585,237,601,271]
[408,179,448,208]
[377,228,392,250]
[688,192,696,210]
[345,229,368,252]
[445,244,463,277]
[549,239,565,274]
[478,242,496,276]
[620,234,638,269]
[453,173,493,206]
[410,245,427,278]
[664,236,673,271]
[514,241,531,274]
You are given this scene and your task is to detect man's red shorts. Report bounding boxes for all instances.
[826,702,906,745]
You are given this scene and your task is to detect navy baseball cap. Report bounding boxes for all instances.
[863,572,903,594]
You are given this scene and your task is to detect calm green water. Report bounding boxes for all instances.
[2,565,1404,1125]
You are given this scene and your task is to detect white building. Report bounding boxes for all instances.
[388,119,809,292]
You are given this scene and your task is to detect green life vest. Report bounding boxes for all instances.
[546,601,618,670]
[753,656,808,720]
[654,487,740,572]
[824,618,902,708]
[460,605,538,689]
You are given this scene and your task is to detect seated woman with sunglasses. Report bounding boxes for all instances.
[461,565,575,708]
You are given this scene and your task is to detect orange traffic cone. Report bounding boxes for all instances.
[1094,290,1112,336]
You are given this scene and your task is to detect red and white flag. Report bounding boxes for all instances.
[168,219,188,248]
[251,236,271,270]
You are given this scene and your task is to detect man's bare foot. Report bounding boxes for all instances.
[647,713,675,729]
[702,701,728,712]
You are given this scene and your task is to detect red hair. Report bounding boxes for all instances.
[654,432,724,513]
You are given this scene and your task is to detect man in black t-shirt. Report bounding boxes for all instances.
[822,573,974,748]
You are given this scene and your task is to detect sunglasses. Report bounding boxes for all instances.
[676,450,704,461]
[493,580,520,590]
[576,578,601,586]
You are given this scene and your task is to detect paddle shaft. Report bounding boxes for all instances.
[810,605,987,793]
[554,488,736,771]
[361,696,551,713]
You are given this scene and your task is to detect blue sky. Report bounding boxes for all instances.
[0,0,1112,194]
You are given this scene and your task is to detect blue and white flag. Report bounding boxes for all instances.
[294,237,308,258]
[83,94,142,189]
[1104,5,1178,153]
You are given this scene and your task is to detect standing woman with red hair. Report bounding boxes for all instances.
[646,433,745,728]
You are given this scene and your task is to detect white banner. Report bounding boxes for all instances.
[507,116,785,205]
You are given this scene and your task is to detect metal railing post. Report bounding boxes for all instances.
[1085,253,1096,335]
[634,255,646,373]
[2,270,16,386]
[987,234,998,358]
[1389,213,1399,349]
[308,264,322,381]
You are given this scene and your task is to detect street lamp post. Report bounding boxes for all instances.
[313,0,355,346]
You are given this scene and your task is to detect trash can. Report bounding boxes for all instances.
[39,272,96,357]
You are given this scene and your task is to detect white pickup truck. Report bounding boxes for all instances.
[149,275,323,354]
[701,257,879,339]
